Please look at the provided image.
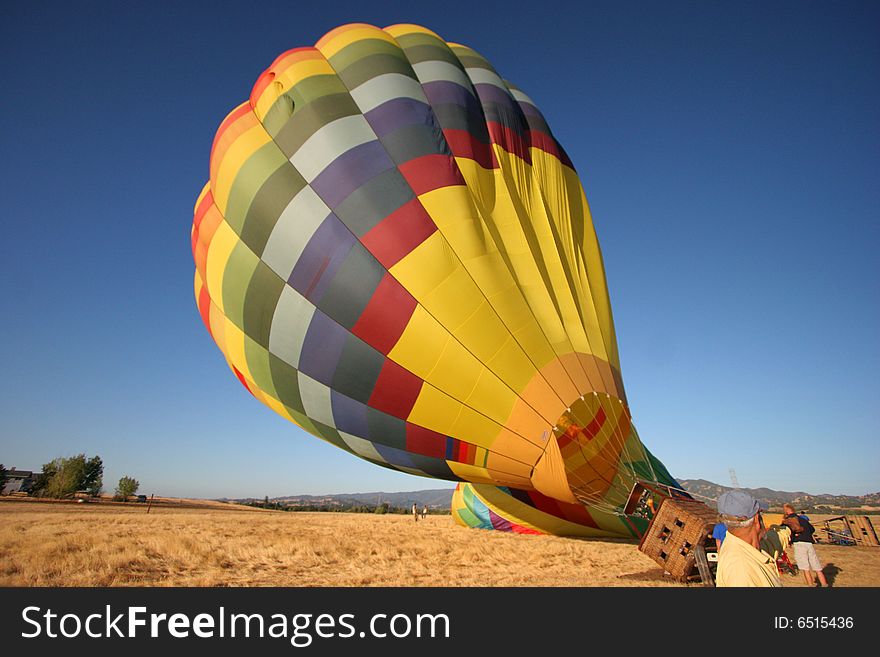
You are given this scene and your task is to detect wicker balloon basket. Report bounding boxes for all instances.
[638,498,720,584]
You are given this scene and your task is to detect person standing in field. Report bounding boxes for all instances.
[783,503,829,587]
[412,502,418,521]
[711,521,728,550]
[421,505,428,520]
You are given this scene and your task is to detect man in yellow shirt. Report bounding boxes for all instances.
[715,491,781,587]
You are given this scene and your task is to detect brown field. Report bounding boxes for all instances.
[1,500,878,587]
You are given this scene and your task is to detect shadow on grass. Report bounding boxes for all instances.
[823,562,841,586]
[615,569,677,584]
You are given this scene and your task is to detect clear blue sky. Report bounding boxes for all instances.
[1,1,877,498]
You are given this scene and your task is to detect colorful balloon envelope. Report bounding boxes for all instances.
[192,23,681,535]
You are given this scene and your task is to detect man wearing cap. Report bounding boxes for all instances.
[715,491,781,587]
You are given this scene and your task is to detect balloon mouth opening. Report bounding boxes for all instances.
[551,393,628,445]
[550,394,634,508]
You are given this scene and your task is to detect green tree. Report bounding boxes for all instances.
[33,454,104,498]
[30,461,57,496]
[81,455,103,496]
[115,476,139,500]
[41,457,80,498]
[0,464,7,493]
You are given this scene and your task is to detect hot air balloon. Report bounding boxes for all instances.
[192,23,685,537]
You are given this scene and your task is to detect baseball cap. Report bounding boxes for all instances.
[717,490,768,518]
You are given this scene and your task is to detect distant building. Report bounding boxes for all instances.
[2,468,38,495]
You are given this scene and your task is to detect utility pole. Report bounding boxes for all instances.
[729,468,740,489]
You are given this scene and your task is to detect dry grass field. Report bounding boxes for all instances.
[2,500,878,587]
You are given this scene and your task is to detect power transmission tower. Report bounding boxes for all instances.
[729,468,740,488]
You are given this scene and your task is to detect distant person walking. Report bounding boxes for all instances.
[421,505,428,520]
[783,503,828,587]
[412,502,418,522]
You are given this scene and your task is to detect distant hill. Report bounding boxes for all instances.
[677,479,880,512]
[222,482,879,514]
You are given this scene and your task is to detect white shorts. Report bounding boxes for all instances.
[793,542,822,571]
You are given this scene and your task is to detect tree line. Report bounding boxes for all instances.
[245,499,448,515]
[0,455,140,501]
